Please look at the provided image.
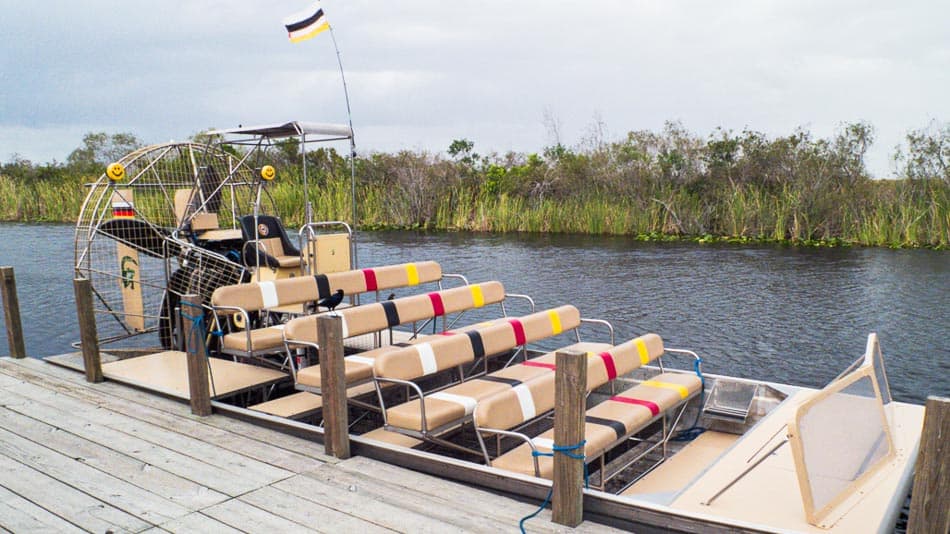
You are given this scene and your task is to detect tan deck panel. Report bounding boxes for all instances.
[101,350,288,398]
[665,391,925,532]
[250,391,323,419]
[361,427,424,448]
[197,228,242,241]
[623,430,740,498]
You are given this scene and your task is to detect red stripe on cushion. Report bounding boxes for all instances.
[609,396,660,416]
[428,292,445,316]
[509,319,526,345]
[598,352,618,380]
[522,361,556,370]
[439,331,457,336]
[362,269,378,291]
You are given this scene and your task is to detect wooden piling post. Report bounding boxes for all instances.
[552,349,586,527]
[908,396,949,534]
[318,314,350,459]
[181,294,211,416]
[72,277,102,382]
[1,266,26,359]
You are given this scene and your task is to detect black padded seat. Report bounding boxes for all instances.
[240,215,301,268]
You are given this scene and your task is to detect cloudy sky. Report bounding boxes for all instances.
[2,1,948,177]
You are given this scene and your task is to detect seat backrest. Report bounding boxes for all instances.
[174,189,194,226]
[373,305,580,381]
[475,333,666,431]
[474,371,556,431]
[525,333,665,390]
[190,212,220,231]
[210,261,444,312]
[240,215,299,258]
[284,281,507,343]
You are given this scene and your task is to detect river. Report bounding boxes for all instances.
[0,223,947,404]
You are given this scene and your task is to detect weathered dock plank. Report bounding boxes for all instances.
[0,484,86,533]
[0,406,227,510]
[239,484,395,533]
[280,467,490,533]
[2,357,329,471]
[142,511,244,534]
[0,368,302,481]
[15,356,335,464]
[0,376,280,496]
[200,497,332,533]
[0,356,624,533]
[0,453,150,532]
[0,424,191,525]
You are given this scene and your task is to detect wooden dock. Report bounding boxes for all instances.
[0,355,621,533]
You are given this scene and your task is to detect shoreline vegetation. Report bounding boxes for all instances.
[1,121,948,250]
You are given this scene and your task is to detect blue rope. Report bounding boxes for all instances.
[519,439,587,533]
[672,357,706,442]
[180,300,217,396]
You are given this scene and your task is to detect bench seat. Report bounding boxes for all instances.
[385,342,611,432]
[295,342,411,390]
[293,316,506,391]
[221,324,285,353]
[211,261,446,363]
[490,371,702,479]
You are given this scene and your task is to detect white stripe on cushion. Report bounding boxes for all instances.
[259,281,279,308]
[346,355,375,366]
[513,384,536,420]
[429,391,478,415]
[416,343,438,375]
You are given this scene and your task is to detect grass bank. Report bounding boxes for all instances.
[2,121,948,249]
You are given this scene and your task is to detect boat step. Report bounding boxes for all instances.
[361,427,423,448]
[249,391,323,420]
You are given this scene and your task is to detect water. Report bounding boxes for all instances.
[1,223,947,404]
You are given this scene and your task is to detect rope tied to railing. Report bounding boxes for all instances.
[673,356,706,442]
[519,439,588,533]
[179,299,217,397]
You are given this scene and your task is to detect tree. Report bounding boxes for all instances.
[896,121,950,182]
[66,132,143,171]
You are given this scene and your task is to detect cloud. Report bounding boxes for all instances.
[1,0,948,177]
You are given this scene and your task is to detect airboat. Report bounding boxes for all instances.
[71,122,925,533]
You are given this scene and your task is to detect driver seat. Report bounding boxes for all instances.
[240,215,302,269]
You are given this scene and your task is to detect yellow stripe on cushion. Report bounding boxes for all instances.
[470,284,485,307]
[635,337,650,365]
[547,310,563,335]
[642,379,689,399]
[405,263,420,285]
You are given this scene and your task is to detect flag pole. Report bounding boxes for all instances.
[327,24,358,263]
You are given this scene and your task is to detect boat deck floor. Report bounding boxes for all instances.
[622,430,739,500]
[664,391,924,532]
[0,355,619,533]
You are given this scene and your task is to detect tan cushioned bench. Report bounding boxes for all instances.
[211,261,442,312]
[470,334,665,433]
[284,281,506,345]
[373,305,581,383]
[221,324,287,353]
[385,341,609,432]
[490,371,702,478]
[294,317,503,391]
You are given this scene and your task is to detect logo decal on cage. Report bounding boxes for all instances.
[258,223,270,236]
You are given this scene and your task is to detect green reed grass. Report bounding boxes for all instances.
[2,161,947,250]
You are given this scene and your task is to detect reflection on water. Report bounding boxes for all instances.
[1,224,947,404]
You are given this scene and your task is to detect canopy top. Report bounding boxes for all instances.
[207,121,353,140]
